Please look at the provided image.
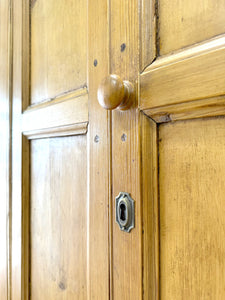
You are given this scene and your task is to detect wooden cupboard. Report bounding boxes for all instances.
[1,0,225,299]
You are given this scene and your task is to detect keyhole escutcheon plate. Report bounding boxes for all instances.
[115,192,135,233]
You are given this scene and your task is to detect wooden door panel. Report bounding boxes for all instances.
[159,117,225,299]
[141,0,225,63]
[30,136,87,299]
[140,1,225,299]
[11,0,111,299]
[158,0,225,55]
[140,0,225,117]
[31,0,87,104]
[20,0,89,295]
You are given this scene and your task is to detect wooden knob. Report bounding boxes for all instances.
[97,74,134,110]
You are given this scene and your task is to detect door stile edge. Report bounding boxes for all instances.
[140,113,159,300]
[21,135,30,300]
[21,1,30,297]
[140,0,157,72]
[87,0,111,298]
[11,0,30,299]
[108,110,113,300]
[110,0,142,297]
[8,0,13,298]
[0,0,13,298]
[108,1,113,298]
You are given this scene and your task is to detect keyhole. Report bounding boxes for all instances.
[119,203,126,222]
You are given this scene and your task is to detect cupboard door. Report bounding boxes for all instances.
[140,0,225,299]
[11,0,110,299]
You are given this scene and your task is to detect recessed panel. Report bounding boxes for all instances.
[30,135,87,299]
[158,0,225,55]
[31,0,87,104]
[159,117,225,299]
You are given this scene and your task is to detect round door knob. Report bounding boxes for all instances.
[97,74,134,110]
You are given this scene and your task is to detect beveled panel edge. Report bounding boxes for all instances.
[26,87,88,111]
[140,0,156,71]
[143,95,225,123]
[141,114,159,300]
[143,34,225,74]
[23,122,88,140]
[22,92,88,134]
[140,34,225,112]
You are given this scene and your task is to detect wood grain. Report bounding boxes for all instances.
[159,117,225,299]
[110,0,141,298]
[141,114,159,300]
[23,122,88,140]
[22,90,88,134]
[87,0,110,298]
[12,1,91,299]
[158,0,225,55]
[140,0,156,71]
[30,136,87,299]
[11,0,29,298]
[0,0,11,298]
[140,35,225,110]
[31,0,87,104]
[143,95,225,123]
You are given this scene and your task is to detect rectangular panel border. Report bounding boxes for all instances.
[12,1,89,300]
[140,0,156,71]
[140,34,225,121]
[12,0,29,298]
[141,113,159,300]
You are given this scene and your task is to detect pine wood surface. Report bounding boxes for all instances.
[22,89,88,135]
[158,0,225,55]
[110,0,142,298]
[31,0,87,104]
[87,0,111,298]
[11,0,111,299]
[30,136,87,299]
[143,95,225,123]
[140,35,225,111]
[159,117,225,299]
[5,0,225,299]
[11,0,27,298]
[141,114,159,300]
[140,0,156,71]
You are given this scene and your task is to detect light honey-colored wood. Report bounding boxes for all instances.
[31,0,87,104]
[21,136,30,300]
[30,136,87,299]
[11,0,111,300]
[8,0,225,299]
[87,0,110,298]
[110,0,142,298]
[0,0,11,299]
[158,0,225,55]
[23,122,88,140]
[140,34,225,110]
[22,90,88,134]
[140,0,156,71]
[141,114,159,300]
[159,117,225,299]
[11,0,29,299]
[144,95,225,123]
